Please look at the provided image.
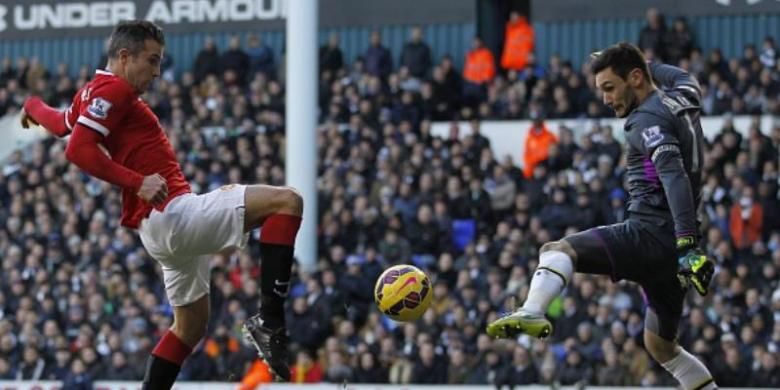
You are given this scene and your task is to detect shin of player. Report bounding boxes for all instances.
[241,185,303,381]
[258,212,302,328]
[522,242,575,315]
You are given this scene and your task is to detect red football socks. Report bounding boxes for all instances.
[152,330,192,366]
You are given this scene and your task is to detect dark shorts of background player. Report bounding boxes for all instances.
[563,215,685,341]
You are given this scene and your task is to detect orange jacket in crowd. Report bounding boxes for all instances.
[523,123,558,178]
[501,14,534,71]
[238,360,273,390]
[729,202,763,250]
[464,46,496,84]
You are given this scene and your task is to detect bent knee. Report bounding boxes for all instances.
[644,330,679,362]
[280,186,303,215]
[171,322,208,347]
[540,240,577,260]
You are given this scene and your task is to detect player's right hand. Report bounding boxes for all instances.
[20,107,39,129]
[137,174,168,206]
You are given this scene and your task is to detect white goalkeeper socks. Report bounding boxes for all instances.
[661,348,717,390]
[522,250,573,314]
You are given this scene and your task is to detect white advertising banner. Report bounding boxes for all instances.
[431,115,779,168]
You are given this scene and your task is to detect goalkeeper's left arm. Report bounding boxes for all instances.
[652,142,714,295]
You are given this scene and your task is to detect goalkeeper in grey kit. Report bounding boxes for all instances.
[488,42,717,390]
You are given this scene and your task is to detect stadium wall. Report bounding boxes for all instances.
[533,13,780,68]
[0,23,475,77]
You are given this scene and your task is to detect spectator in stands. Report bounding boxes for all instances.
[522,104,557,178]
[557,349,592,385]
[46,348,72,380]
[752,348,780,387]
[665,17,695,66]
[501,11,534,73]
[497,344,539,386]
[104,351,137,380]
[24,58,48,98]
[465,349,503,385]
[324,350,353,383]
[462,37,496,108]
[0,57,15,87]
[287,296,326,352]
[760,36,777,69]
[13,57,29,89]
[0,356,14,380]
[730,186,764,252]
[246,33,275,78]
[15,346,45,380]
[353,351,387,383]
[62,358,93,390]
[364,31,393,82]
[638,7,667,61]
[400,26,433,80]
[430,63,460,118]
[596,348,631,386]
[437,55,463,107]
[707,48,732,81]
[289,350,323,383]
[193,37,220,84]
[712,344,750,387]
[220,35,250,83]
[319,33,344,75]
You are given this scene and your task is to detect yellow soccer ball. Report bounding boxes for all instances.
[374,264,433,322]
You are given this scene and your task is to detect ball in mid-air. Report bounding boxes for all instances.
[374,264,433,322]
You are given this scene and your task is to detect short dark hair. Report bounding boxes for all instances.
[590,42,650,81]
[107,20,165,58]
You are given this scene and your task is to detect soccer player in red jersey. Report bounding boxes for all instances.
[21,21,299,386]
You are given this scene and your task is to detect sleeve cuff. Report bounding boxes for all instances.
[129,173,145,193]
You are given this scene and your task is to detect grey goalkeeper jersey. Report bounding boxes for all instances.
[623,63,704,238]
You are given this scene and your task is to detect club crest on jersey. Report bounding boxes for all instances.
[87,97,112,119]
[642,126,664,148]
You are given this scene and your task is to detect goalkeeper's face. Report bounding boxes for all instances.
[595,66,640,118]
[124,39,163,94]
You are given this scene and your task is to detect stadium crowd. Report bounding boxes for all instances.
[0,13,779,388]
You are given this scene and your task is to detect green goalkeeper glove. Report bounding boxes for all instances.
[676,236,715,296]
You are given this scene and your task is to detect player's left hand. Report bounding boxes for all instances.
[20,107,39,129]
[676,236,714,296]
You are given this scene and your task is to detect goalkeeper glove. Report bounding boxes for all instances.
[676,236,714,296]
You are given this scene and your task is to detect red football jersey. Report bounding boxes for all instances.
[66,70,191,228]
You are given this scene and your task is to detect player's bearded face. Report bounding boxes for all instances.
[125,40,163,94]
[596,67,639,118]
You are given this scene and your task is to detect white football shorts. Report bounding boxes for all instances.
[138,184,249,306]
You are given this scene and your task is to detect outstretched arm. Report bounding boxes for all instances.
[22,97,70,137]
